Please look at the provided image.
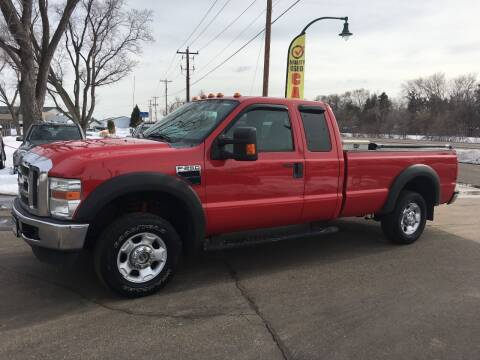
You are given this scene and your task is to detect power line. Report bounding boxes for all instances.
[189,0,233,48]
[189,0,302,90]
[250,32,265,95]
[194,2,271,76]
[198,0,258,51]
[162,0,220,80]
[179,0,220,50]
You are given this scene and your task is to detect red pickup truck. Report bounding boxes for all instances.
[12,94,458,297]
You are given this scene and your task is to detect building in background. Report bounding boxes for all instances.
[0,106,70,135]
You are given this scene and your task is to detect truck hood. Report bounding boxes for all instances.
[32,137,171,165]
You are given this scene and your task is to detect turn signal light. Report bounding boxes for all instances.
[192,96,199,101]
[200,94,207,99]
[246,143,256,156]
[208,93,215,98]
[217,92,224,98]
[233,92,242,98]
[51,190,81,201]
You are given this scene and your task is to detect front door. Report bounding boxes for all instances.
[204,104,305,234]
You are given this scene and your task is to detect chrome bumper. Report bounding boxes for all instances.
[12,198,89,251]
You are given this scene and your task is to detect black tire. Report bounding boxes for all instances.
[94,212,181,298]
[381,190,427,245]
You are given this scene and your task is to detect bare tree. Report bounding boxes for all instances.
[0,0,80,133]
[48,0,153,130]
[0,52,21,134]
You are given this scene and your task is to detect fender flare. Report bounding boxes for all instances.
[381,164,440,215]
[75,172,205,251]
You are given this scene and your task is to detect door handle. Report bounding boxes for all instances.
[283,162,303,179]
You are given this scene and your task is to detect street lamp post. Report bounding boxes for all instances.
[285,17,352,99]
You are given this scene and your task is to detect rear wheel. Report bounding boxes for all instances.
[381,191,427,244]
[94,213,181,297]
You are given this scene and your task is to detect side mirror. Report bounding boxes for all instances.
[212,126,258,161]
[16,136,23,141]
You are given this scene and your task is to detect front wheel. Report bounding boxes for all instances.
[94,213,181,297]
[381,190,427,245]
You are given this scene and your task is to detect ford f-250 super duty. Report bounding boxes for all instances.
[11,94,458,297]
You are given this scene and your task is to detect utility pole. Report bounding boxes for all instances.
[152,96,160,121]
[262,0,272,97]
[177,47,199,102]
[159,79,173,115]
[148,99,153,122]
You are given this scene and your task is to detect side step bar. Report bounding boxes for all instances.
[204,223,339,251]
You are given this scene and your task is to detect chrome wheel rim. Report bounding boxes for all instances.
[400,202,421,235]
[116,232,167,283]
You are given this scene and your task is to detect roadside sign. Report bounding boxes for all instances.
[285,33,306,99]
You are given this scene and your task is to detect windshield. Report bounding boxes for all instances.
[28,125,83,144]
[142,100,238,144]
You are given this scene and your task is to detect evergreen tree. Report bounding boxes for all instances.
[107,119,116,134]
[130,104,142,128]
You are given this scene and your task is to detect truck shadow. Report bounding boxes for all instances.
[2,217,474,332]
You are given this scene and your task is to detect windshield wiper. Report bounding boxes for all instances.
[145,133,173,143]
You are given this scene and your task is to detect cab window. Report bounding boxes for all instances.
[225,108,294,152]
[299,107,332,152]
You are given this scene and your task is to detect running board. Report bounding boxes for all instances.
[204,223,339,251]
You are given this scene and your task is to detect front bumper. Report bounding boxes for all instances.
[12,198,89,251]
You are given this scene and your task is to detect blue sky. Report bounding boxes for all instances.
[87,0,480,118]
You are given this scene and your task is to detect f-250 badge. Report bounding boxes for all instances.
[176,165,201,185]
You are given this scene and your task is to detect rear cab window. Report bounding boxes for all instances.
[298,106,332,152]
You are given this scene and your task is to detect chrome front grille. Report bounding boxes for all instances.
[18,165,30,206]
[17,152,53,217]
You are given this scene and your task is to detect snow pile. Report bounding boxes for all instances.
[457,183,480,198]
[0,136,20,195]
[456,149,480,165]
[342,133,480,144]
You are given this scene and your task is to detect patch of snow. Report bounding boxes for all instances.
[456,149,480,165]
[457,183,480,198]
[0,136,21,195]
[342,133,480,144]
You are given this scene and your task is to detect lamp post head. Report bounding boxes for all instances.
[339,19,353,41]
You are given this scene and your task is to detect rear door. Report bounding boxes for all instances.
[204,104,305,234]
[296,105,343,222]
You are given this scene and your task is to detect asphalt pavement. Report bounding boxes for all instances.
[0,198,479,359]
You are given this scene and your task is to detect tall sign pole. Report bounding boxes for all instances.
[262,0,273,97]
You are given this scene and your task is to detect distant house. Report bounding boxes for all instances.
[88,119,106,130]
[102,116,130,129]
[0,106,71,135]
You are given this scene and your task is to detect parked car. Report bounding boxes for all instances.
[11,94,458,298]
[132,122,156,138]
[13,122,84,173]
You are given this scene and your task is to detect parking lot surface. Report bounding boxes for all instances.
[0,198,479,360]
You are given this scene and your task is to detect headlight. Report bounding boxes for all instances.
[49,177,82,219]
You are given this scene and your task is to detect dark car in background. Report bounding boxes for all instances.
[13,122,85,173]
[132,122,156,138]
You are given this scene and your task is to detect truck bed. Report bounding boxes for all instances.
[339,148,458,217]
